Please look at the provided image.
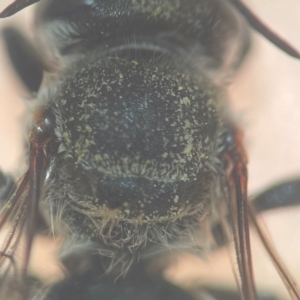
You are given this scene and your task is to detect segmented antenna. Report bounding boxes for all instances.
[0,0,40,18]
[230,0,300,59]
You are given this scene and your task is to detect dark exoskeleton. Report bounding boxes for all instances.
[0,1,300,300]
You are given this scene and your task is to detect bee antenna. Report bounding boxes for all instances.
[0,0,40,18]
[230,0,300,60]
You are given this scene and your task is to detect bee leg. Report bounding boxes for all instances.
[0,170,14,203]
[1,26,43,93]
[252,179,300,213]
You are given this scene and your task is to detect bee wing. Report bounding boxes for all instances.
[223,148,257,300]
[0,172,30,296]
[249,205,300,300]
[0,0,40,18]
[0,148,47,297]
[223,128,300,300]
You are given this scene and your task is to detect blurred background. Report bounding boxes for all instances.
[0,0,299,299]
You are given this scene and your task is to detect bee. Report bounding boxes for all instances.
[0,0,300,299]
